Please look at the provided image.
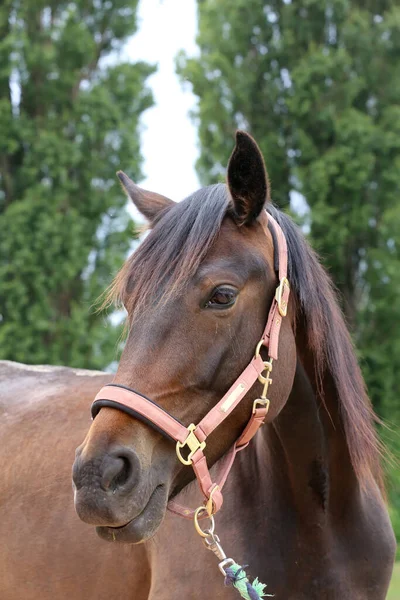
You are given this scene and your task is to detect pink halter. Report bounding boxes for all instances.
[91,213,290,518]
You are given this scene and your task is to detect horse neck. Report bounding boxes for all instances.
[264,323,357,518]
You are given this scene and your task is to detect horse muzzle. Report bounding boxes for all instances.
[72,443,169,543]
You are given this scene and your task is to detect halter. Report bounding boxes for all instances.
[91,212,290,521]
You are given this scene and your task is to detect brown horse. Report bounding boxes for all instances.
[1,132,395,599]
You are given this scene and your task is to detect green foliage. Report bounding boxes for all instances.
[387,562,400,599]
[0,1,154,369]
[179,0,400,539]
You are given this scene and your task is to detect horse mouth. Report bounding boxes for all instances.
[96,484,167,544]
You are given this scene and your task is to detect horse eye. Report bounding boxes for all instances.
[205,286,238,309]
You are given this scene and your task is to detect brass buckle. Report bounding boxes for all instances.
[205,485,220,516]
[254,340,273,385]
[252,398,270,414]
[275,277,290,317]
[258,359,273,385]
[176,424,206,466]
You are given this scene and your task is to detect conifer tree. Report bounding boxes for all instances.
[0,1,154,368]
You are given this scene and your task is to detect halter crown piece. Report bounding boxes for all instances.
[91,212,290,599]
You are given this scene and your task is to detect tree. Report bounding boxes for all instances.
[178,0,400,545]
[0,0,154,369]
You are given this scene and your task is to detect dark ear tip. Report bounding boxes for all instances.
[117,171,137,192]
[116,170,127,183]
[235,130,258,148]
[235,130,248,143]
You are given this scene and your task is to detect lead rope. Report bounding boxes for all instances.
[193,353,274,599]
[224,564,270,600]
[194,511,272,599]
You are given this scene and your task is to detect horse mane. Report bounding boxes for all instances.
[106,183,383,489]
[267,205,384,490]
[105,183,230,322]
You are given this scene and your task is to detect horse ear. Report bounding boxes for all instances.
[117,171,175,222]
[227,131,270,226]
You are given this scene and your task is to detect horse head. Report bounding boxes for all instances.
[72,131,297,543]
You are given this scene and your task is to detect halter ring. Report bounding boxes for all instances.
[255,339,266,359]
[194,506,215,537]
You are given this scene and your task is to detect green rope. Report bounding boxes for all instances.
[224,562,272,599]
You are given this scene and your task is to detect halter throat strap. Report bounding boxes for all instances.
[91,213,290,518]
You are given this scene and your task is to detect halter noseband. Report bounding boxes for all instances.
[91,213,290,519]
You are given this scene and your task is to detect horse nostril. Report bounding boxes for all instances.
[101,456,126,491]
[100,449,139,493]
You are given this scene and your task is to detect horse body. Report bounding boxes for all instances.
[0,359,394,599]
[0,362,150,600]
[1,132,395,598]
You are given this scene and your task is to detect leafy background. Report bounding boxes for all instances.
[0,0,153,369]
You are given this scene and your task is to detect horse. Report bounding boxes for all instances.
[0,131,395,599]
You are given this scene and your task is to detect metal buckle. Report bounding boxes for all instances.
[255,338,266,359]
[254,340,273,385]
[176,424,206,466]
[205,484,220,516]
[275,277,290,317]
[252,398,270,414]
[203,531,227,562]
[258,360,273,386]
[218,557,236,576]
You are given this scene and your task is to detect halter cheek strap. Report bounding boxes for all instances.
[91,213,290,519]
